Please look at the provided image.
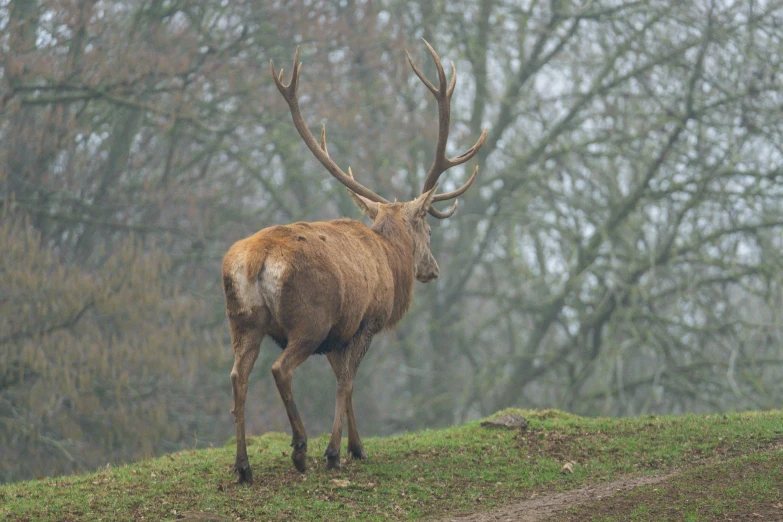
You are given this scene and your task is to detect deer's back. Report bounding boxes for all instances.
[222,218,397,351]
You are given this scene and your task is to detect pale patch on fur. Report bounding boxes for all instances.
[229,251,263,313]
[258,257,286,321]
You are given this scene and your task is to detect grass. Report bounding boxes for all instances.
[1,409,781,521]
[559,449,783,521]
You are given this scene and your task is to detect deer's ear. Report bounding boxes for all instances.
[350,191,381,219]
[409,184,438,219]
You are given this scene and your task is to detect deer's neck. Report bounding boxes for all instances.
[371,215,415,327]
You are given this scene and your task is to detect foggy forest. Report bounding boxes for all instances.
[2,0,783,483]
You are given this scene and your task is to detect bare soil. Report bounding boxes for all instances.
[435,443,783,522]
[434,473,676,522]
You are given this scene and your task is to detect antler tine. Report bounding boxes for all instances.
[447,60,457,98]
[407,39,487,218]
[429,200,459,219]
[432,165,478,202]
[320,124,329,157]
[405,50,437,95]
[270,47,389,204]
[423,39,448,94]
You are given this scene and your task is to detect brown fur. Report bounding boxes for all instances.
[222,192,437,480]
[223,214,417,342]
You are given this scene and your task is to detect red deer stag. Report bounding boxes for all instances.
[222,40,487,482]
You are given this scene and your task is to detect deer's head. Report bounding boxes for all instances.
[351,188,439,282]
[271,41,487,284]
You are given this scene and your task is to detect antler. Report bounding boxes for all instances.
[406,39,488,219]
[270,47,389,204]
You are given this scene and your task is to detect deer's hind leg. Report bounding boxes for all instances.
[227,308,266,484]
[324,327,374,469]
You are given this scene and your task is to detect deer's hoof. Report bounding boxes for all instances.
[325,455,341,470]
[324,447,341,470]
[234,462,253,484]
[349,446,367,460]
[292,450,307,473]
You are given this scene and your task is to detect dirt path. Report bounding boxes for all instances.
[434,473,676,522]
[435,440,783,522]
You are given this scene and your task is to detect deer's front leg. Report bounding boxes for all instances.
[345,391,367,460]
[324,377,353,470]
[325,330,372,469]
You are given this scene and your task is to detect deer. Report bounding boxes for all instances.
[222,40,487,483]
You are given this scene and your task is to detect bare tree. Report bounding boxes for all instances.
[4,0,783,483]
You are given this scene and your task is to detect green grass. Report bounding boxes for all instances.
[559,449,783,521]
[1,409,781,521]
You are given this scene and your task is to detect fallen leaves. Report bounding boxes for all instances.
[176,512,231,521]
[326,479,377,491]
[561,461,577,474]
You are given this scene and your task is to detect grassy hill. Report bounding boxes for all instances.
[1,409,781,521]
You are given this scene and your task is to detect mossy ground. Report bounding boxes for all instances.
[2,409,781,521]
[558,449,783,521]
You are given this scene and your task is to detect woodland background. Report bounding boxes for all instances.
[2,0,783,483]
